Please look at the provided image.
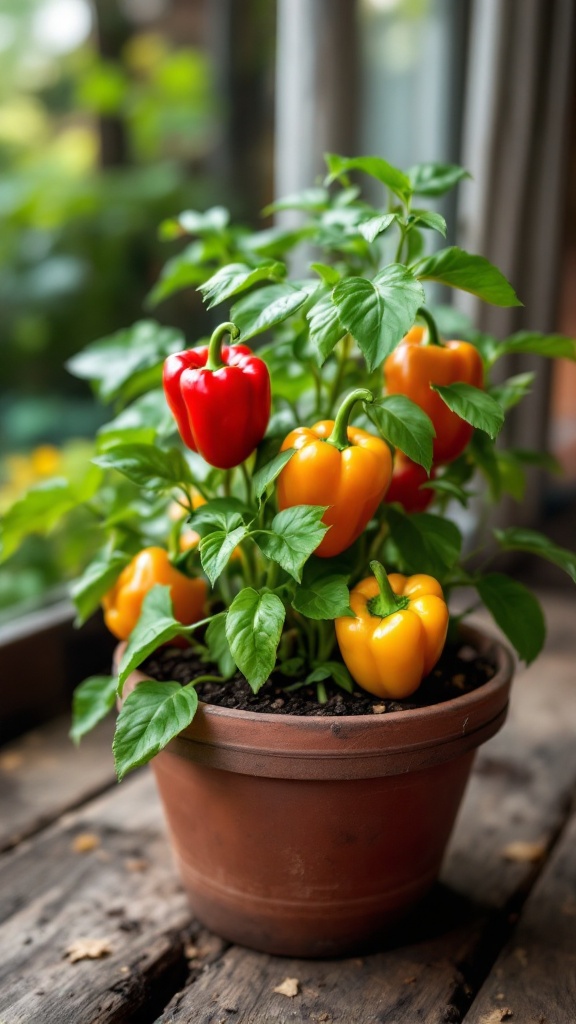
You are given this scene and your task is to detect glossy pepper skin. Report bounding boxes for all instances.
[384,322,483,464]
[102,547,207,641]
[335,564,449,699]
[385,451,435,513]
[163,322,271,470]
[277,389,392,558]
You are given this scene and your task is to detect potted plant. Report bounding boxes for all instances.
[3,154,575,957]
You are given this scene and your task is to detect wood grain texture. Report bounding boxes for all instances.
[0,714,117,852]
[463,808,576,1024]
[0,773,195,1024]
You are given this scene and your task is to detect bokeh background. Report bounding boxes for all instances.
[1,0,575,626]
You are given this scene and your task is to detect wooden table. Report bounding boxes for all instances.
[0,593,574,1024]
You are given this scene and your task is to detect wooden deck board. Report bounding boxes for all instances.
[0,715,117,853]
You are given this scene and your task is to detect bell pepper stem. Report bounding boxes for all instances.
[417,307,442,347]
[325,388,374,450]
[368,560,408,618]
[206,322,240,371]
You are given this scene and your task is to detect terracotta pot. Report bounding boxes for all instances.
[120,626,513,957]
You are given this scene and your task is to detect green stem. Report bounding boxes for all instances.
[187,674,225,687]
[239,460,252,504]
[394,225,407,264]
[325,388,374,451]
[206,322,240,371]
[327,334,352,417]
[367,560,408,618]
[417,307,442,347]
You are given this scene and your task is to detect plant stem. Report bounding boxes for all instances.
[327,335,352,417]
[326,388,374,450]
[205,322,240,371]
[367,560,408,618]
[417,307,443,347]
[239,460,252,504]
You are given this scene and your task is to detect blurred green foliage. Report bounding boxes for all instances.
[0,0,217,615]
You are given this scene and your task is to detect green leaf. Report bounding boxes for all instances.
[66,321,183,403]
[190,497,250,534]
[499,332,576,361]
[200,524,248,586]
[306,662,354,692]
[489,372,535,411]
[310,262,341,287]
[475,574,546,663]
[358,213,397,243]
[94,444,194,491]
[113,681,199,780]
[386,508,462,577]
[70,675,118,744]
[333,265,424,371]
[159,206,230,239]
[495,452,526,501]
[254,505,328,582]
[470,431,502,500]
[252,449,295,503]
[147,250,209,306]
[368,396,435,472]
[421,477,471,506]
[292,560,353,620]
[415,247,522,306]
[117,585,194,693]
[71,549,132,626]
[325,153,413,202]
[494,528,576,584]
[205,615,236,679]
[410,210,447,236]
[431,383,504,439]
[408,162,470,196]
[0,479,78,562]
[307,293,347,364]
[263,188,329,215]
[198,261,286,309]
[226,589,286,692]
[97,389,177,448]
[230,283,310,340]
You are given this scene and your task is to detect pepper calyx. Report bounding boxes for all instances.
[367,560,409,619]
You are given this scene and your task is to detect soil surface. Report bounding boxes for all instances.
[142,642,496,717]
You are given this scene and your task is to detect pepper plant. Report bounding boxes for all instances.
[2,153,576,781]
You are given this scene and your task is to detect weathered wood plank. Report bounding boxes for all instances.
[463,807,576,1024]
[0,772,199,1024]
[157,599,576,1024]
[0,714,117,852]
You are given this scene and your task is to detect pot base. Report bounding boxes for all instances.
[153,748,476,957]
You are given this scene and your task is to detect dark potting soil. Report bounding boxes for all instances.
[142,642,496,717]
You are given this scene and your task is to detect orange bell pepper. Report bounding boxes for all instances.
[277,389,392,558]
[102,547,207,640]
[335,561,449,699]
[384,315,483,464]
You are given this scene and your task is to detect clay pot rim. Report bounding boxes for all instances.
[117,625,514,779]
[119,622,512,728]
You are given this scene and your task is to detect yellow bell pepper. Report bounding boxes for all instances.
[335,561,449,699]
[102,547,207,641]
[277,389,392,558]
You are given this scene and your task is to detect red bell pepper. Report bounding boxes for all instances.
[163,322,271,470]
[385,452,435,513]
